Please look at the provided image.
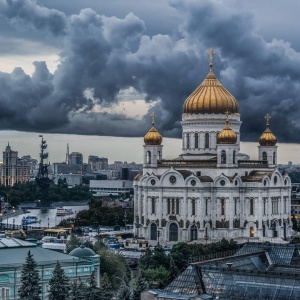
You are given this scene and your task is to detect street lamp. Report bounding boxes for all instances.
[48,217,50,228]
[13,218,15,230]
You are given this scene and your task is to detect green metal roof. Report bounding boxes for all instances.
[0,246,87,268]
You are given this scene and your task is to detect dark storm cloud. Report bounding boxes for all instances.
[0,0,300,142]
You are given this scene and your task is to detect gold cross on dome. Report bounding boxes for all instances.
[208,48,215,66]
[265,114,271,126]
[224,109,230,124]
[150,112,156,126]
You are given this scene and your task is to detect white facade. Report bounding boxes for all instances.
[90,180,133,196]
[134,68,292,244]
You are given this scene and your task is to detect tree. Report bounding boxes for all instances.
[18,251,41,300]
[116,284,131,300]
[98,273,114,300]
[168,256,180,282]
[48,262,70,300]
[66,233,81,253]
[69,280,86,300]
[131,272,147,300]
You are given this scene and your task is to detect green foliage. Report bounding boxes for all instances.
[69,280,86,300]
[131,272,147,300]
[18,251,41,300]
[116,284,131,300]
[48,262,70,300]
[143,266,170,288]
[139,245,169,270]
[168,256,180,282]
[98,248,127,289]
[66,233,81,253]
[99,273,114,300]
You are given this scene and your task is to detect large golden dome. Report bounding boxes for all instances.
[259,114,277,146]
[183,66,239,115]
[217,117,237,144]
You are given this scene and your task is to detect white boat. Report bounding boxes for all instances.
[56,208,73,216]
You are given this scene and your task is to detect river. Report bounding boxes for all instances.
[4,205,88,228]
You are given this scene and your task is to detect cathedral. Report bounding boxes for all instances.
[133,52,291,243]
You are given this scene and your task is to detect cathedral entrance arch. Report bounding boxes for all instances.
[150,223,157,240]
[250,226,254,237]
[169,223,178,241]
[190,224,197,241]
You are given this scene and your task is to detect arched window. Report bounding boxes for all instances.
[169,223,178,241]
[250,198,254,215]
[233,150,236,164]
[150,223,157,240]
[205,133,209,149]
[262,152,267,161]
[250,226,254,237]
[192,199,196,215]
[273,151,276,164]
[151,197,155,214]
[186,133,190,149]
[191,224,197,241]
[221,198,225,215]
[221,150,226,164]
[194,133,199,149]
[147,151,151,164]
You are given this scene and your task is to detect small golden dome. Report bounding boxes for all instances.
[217,115,237,144]
[144,112,163,145]
[144,127,162,145]
[259,114,277,146]
[183,65,239,115]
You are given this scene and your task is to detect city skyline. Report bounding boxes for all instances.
[1,130,300,165]
[0,0,300,163]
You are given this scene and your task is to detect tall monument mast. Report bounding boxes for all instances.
[36,135,51,209]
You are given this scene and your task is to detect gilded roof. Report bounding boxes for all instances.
[144,126,162,145]
[259,127,277,146]
[183,67,239,115]
[217,118,237,144]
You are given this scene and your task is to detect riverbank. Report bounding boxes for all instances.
[0,209,26,220]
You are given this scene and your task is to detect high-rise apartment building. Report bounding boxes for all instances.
[68,152,83,165]
[1,144,31,186]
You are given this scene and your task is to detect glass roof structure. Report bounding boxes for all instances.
[149,243,300,300]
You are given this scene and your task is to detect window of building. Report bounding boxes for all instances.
[0,288,9,299]
[263,198,267,216]
[151,197,155,214]
[195,133,199,149]
[221,150,226,164]
[176,198,179,214]
[146,151,151,164]
[167,198,170,214]
[205,133,209,149]
[262,151,267,161]
[273,151,276,164]
[192,199,196,215]
[221,198,225,215]
[233,150,236,164]
[250,198,254,215]
[171,198,175,214]
[234,198,237,216]
[205,198,208,216]
[186,133,190,149]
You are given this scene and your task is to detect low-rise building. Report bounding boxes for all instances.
[0,238,100,299]
[90,180,133,197]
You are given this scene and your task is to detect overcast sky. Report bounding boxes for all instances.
[0,0,300,163]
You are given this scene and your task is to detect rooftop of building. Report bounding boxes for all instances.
[0,238,88,268]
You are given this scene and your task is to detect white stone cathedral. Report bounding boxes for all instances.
[133,55,291,244]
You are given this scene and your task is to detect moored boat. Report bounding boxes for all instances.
[22,216,39,225]
[56,208,73,216]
